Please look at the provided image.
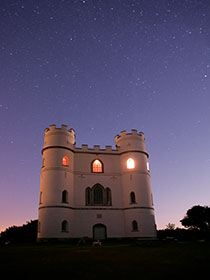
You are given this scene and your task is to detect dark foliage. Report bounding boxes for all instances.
[0,220,38,244]
[180,205,210,233]
[157,227,205,240]
[158,205,210,240]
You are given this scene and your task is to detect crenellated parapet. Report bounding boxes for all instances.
[115,129,145,141]
[115,129,147,155]
[75,144,118,154]
[43,124,76,149]
[42,126,147,155]
[45,124,75,135]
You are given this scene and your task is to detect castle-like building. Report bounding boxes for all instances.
[37,125,156,241]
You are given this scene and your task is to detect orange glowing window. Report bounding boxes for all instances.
[62,156,69,166]
[92,159,103,173]
[127,158,135,169]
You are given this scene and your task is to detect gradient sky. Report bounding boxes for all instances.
[1,0,210,232]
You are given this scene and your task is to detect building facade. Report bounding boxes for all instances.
[37,125,156,241]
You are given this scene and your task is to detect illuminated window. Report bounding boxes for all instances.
[92,159,103,173]
[147,161,150,171]
[62,156,69,166]
[127,158,135,169]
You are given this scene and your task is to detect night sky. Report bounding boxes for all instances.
[1,0,210,232]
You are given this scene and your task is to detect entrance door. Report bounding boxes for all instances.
[93,224,107,240]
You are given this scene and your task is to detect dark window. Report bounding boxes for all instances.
[38,221,41,232]
[62,190,68,203]
[39,192,42,204]
[93,184,104,205]
[85,184,111,206]
[106,188,112,205]
[132,220,138,231]
[86,187,91,205]
[151,194,154,205]
[130,192,136,204]
[61,220,68,232]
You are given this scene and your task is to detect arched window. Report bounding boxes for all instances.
[130,192,136,204]
[61,220,68,232]
[132,220,138,231]
[93,184,104,205]
[38,221,41,233]
[106,188,112,206]
[92,159,103,173]
[62,156,69,166]
[86,187,91,205]
[127,158,135,169]
[151,194,154,205]
[39,192,42,204]
[62,190,68,203]
[85,184,111,206]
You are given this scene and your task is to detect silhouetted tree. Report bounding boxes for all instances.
[180,205,210,233]
[0,220,38,244]
[166,223,176,230]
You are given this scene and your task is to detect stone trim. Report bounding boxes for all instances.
[42,145,149,157]
[40,167,150,177]
[39,205,155,211]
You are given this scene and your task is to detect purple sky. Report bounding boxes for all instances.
[1,0,210,232]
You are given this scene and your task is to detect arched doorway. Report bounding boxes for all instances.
[93,224,107,240]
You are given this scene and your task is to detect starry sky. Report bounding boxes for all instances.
[1,0,210,232]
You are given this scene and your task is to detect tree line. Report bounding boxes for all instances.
[158,205,210,240]
[0,220,37,244]
[0,205,209,244]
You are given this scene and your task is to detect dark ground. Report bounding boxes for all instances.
[1,240,209,279]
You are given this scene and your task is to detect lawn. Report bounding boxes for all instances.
[1,240,209,278]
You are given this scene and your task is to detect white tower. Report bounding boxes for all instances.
[38,124,75,240]
[115,130,156,238]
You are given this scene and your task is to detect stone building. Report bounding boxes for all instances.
[37,125,156,241]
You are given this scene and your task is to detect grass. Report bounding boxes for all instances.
[1,240,209,278]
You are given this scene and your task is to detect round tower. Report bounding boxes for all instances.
[115,129,156,239]
[37,124,75,241]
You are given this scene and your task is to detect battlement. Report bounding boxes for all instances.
[75,144,118,153]
[43,125,146,153]
[43,124,76,147]
[115,129,145,141]
[45,124,75,135]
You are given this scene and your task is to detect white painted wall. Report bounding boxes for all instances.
[37,126,156,241]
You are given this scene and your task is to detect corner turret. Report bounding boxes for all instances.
[115,129,148,157]
[43,124,75,152]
